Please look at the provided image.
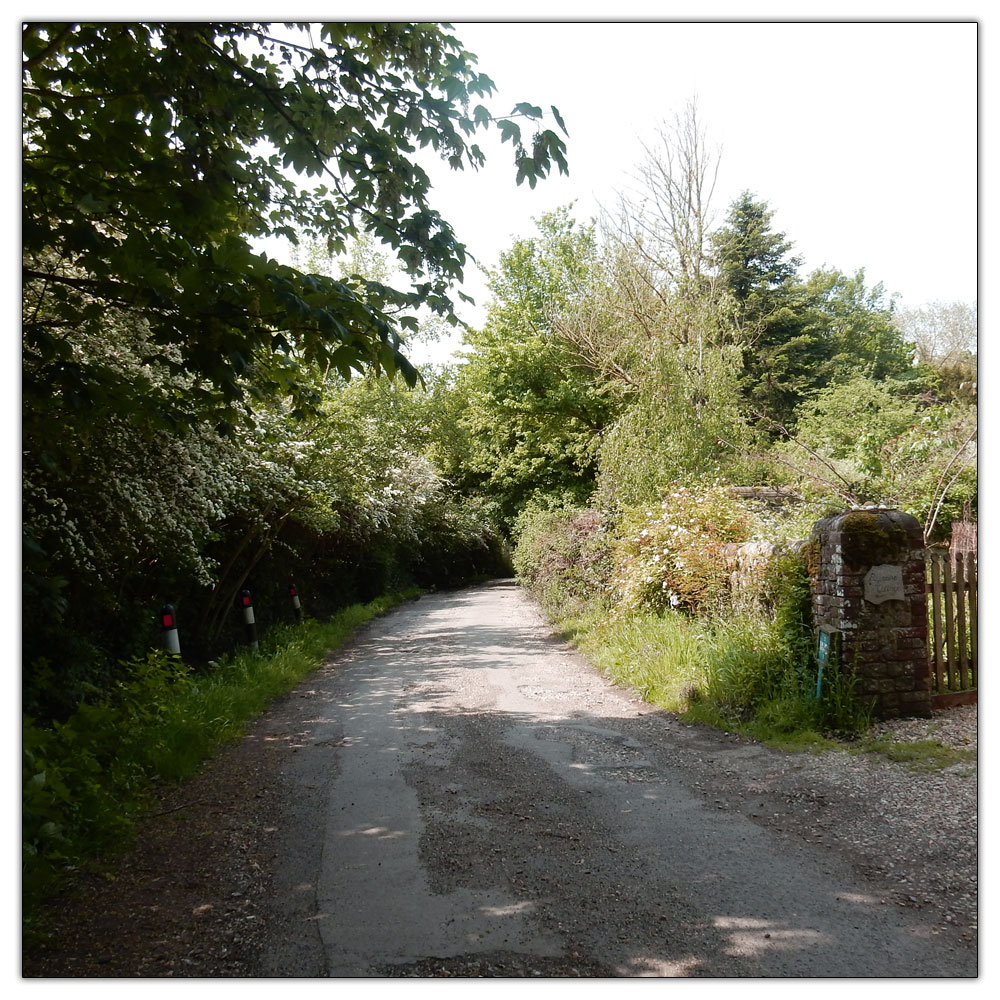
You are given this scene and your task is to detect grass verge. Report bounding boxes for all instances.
[552,603,871,748]
[23,589,420,923]
[554,602,974,772]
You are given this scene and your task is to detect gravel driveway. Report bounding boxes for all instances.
[258,581,977,977]
[25,581,977,978]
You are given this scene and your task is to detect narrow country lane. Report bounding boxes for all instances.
[257,581,976,978]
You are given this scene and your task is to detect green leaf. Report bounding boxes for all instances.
[498,118,521,145]
[75,193,110,215]
[441,75,468,102]
[512,102,543,119]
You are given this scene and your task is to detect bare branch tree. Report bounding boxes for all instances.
[610,98,721,292]
[894,300,977,369]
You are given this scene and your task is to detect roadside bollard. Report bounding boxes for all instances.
[160,604,181,656]
[239,589,259,650]
[289,583,303,622]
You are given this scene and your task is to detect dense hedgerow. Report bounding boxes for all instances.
[512,482,870,741]
[23,367,513,723]
[512,505,611,620]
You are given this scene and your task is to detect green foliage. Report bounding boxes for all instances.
[458,120,973,748]
[573,609,709,711]
[870,402,977,539]
[455,207,618,529]
[584,598,871,742]
[793,375,921,472]
[694,551,870,738]
[700,614,791,720]
[743,268,922,431]
[814,657,875,737]
[769,552,815,668]
[23,650,194,907]
[22,21,566,720]
[797,269,918,382]
[608,484,761,615]
[23,594,417,918]
[23,22,569,436]
[777,374,976,536]
[22,319,512,719]
[710,190,802,321]
[410,493,514,588]
[512,485,876,743]
[512,505,611,620]
[596,344,758,507]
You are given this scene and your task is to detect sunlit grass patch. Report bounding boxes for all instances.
[852,737,977,773]
[573,610,709,713]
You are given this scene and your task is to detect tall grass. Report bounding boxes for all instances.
[23,590,419,919]
[142,594,415,781]
[566,605,871,744]
[572,610,709,712]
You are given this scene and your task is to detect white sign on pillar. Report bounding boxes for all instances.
[863,564,906,604]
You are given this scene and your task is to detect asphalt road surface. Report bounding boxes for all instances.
[258,581,975,978]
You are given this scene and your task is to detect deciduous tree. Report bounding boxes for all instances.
[456,208,617,528]
[22,21,568,440]
[893,300,977,403]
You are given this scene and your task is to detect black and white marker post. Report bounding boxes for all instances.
[239,589,259,650]
[289,583,303,622]
[160,604,181,656]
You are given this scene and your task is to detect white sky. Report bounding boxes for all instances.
[417,19,978,338]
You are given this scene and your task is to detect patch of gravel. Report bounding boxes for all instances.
[653,703,978,947]
[22,693,977,977]
[839,704,978,934]
[868,703,978,751]
[376,951,615,977]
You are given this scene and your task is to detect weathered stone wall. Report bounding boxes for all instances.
[806,507,931,719]
[722,539,804,610]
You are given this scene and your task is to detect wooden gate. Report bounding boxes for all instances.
[927,550,978,706]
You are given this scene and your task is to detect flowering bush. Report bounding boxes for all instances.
[609,484,763,615]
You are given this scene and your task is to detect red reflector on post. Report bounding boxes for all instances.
[162,613,174,628]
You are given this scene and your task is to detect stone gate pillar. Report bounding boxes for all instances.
[807,507,931,719]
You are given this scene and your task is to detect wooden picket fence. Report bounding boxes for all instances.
[926,550,978,703]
